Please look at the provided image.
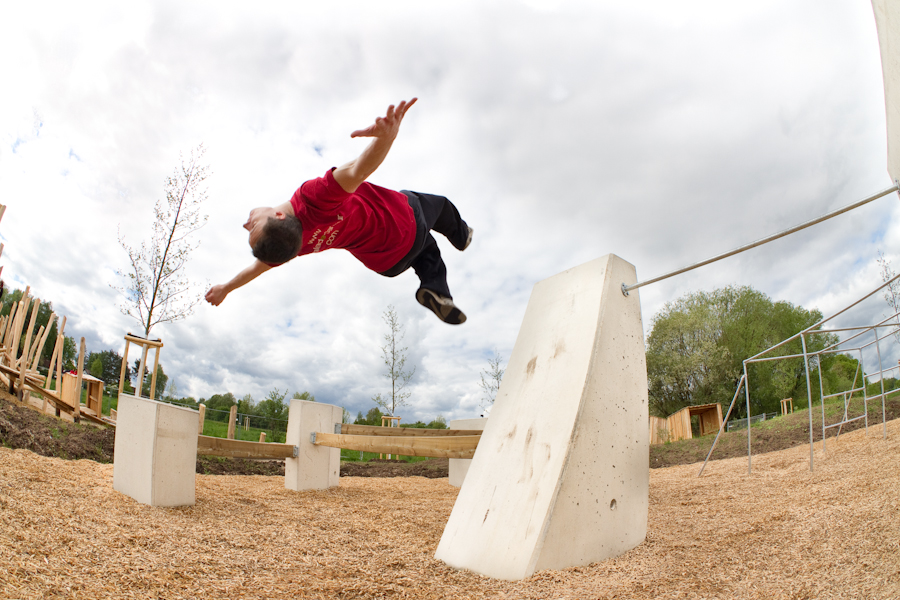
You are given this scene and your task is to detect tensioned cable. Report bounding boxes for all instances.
[622,182,900,295]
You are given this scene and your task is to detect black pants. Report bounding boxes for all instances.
[379,191,468,299]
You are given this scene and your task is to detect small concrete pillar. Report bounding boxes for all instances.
[449,417,488,488]
[113,394,199,507]
[285,400,343,491]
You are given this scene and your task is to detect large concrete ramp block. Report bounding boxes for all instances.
[873,0,900,182]
[435,255,648,580]
[449,417,488,488]
[285,400,343,491]
[113,394,199,507]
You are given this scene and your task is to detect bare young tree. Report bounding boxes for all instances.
[372,305,416,416]
[479,349,505,413]
[114,145,210,336]
[877,250,900,342]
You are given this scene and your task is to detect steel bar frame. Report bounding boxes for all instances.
[700,274,899,476]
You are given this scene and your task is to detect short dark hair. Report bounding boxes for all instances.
[252,215,303,264]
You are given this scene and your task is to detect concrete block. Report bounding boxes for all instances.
[435,255,649,580]
[449,417,488,488]
[285,400,343,491]
[113,394,199,507]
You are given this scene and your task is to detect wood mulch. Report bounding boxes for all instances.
[1,420,898,599]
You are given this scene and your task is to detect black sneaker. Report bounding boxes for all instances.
[416,288,467,324]
[462,226,473,250]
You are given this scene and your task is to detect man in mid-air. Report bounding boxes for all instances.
[205,98,472,324]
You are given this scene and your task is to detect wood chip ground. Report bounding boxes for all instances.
[1,420,899,599]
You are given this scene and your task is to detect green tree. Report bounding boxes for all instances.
[113,146,210,336]
[646,286,837,418]
[292,391,316,402]
[131,358,167,399]
[86,349,129,388]
[258,388,289,442]
[205,392,237,421]
[372,305,416,416]
[355,407,384,426]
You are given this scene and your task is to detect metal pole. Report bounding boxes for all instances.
[698,373,746,477]
[745,364,753,475]
[801,333,815,471]
[873,327,887,439]
[623,184,900,294]
[817,351,827,453]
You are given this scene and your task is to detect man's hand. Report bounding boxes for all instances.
[205,284,229,306]
[350,98,417,140]
[333,98,418,194]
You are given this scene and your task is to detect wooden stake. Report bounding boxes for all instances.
[149,346,160,400]
[18,296,39,365]
[30,314,56,372]
[198,403,206,435]
[227,405,237,439]
[73,337,85,421]
[135,344,148,398]
[259,432,266,443]
[118,338,131,398]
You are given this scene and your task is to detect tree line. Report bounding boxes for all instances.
[646,284,897,419]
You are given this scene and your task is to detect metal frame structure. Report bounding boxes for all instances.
[699,273,900,476]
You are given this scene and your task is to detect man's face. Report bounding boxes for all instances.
[244,207,282,248]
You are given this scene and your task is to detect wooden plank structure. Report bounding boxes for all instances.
[781,398,794,415]
[340,423,485,437]
[312,429,482,459]
[650,403,723,444]
[196,435,297,460]
[118,333,163,400]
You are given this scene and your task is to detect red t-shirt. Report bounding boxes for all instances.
[289,169,417,273]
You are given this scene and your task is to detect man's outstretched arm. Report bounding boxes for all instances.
[332,98,417,194]
[205,259,273,306]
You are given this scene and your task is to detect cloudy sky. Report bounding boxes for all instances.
[1,0,897,422]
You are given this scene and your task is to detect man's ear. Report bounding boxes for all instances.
[274,211,287,220]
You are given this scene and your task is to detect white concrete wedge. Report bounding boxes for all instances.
[435,254,649,580]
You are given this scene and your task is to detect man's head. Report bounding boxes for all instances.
[244,207,303,264]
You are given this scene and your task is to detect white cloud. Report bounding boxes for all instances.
[0,0,895,422]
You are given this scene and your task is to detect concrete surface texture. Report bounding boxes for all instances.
[873,0,900,182]
[285,400,343,491]
[112,394,199,507]
[448,417,488,488]
[435,255,649,580]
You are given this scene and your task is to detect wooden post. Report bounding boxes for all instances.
[198,403,206,435]
[29,313,55,372]
[118,338,131,398]
[135,344,149,399]
[259,432,266,443]
[110,408,117,421]
[19,298,40,366]
[149,346,160,401]
[227,405,237,439]
[73,338,86,421]
[380,415,401,459]
[54,317,67,416]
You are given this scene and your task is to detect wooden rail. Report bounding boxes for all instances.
[312,432,480,459]
[196,435,298,459]
[339,424,484,437]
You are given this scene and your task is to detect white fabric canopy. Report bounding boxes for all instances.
[873,0,900,183]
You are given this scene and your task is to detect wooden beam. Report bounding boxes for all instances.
[124,333,164,348]
[198,403,206,434]
[73,338,85,420]
[196,435,297,460]
[339,424,484,437]
[118,337,130,398]
[313,432,480,459]
[149,345,160,400]
[227,405,237,439]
